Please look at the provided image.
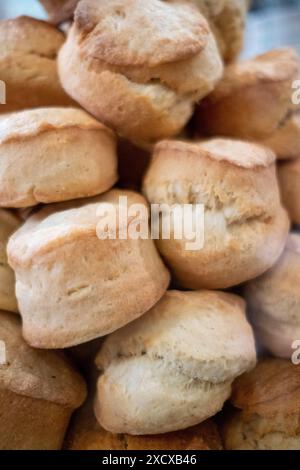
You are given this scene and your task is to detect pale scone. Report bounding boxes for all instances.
[0,16,75,113]
[39,0,79,24]
[222,359,300,450]
[58,0,223,145]
[0,310,86,450]
[65,393,222,450]
[278,157,300,224]
[0,108,118,208]
[95,290,256,435]
[0,210,20,313]
[195,49,300,159]
[244,233,300,358]
[143,138,289,290]
[192,0,249,62]
[7,190,170,349]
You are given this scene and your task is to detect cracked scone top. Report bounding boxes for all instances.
[7,190,170,349]
[0,16,75,112]
[0,310,86,449]
[58,0,223,144]
[94,290,256,435]
[195,48,300,158]
[0,107,118,208]
[244,233,300,359]
[143,138,289,289]
[222,359,300,450]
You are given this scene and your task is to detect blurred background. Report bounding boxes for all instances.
[0,0,299,57]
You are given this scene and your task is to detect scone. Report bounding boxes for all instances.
[7,190,170,349]
[39,0,79,24]
[95,290,256,435]
[0,210,20,313]
[143,138,289,290]
[222,359,300,450]
[195,49,300,159]
[244,233,300,358]
[278,157,300,224]
[0,16,74,113]
[65,394,222,450]
[192,0,249,62]
[0,108,118,208]
[58,0,223,145]
[0,310,86,450]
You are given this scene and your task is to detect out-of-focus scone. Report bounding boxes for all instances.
[95,290,256,435]
[58,0,223,145]
[65,394,222,450]
[0,310,86,450]
[195,49,300,159]
[39,0,79,24]
[0,210,20,313]
[192,0,249,62]
[278,157,300,224]
[222,359,300,450]
[244,233,300,358]
[0,16,75,113]
[0,108,118,208]
[7,190,170,349]
[143,138,289,290]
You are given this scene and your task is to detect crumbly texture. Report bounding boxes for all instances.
[39,0,79,24]
[7,190,170,348]
[0,16,75,113]
[262,111,300,159]
[0,108,118,208]
[142,138,289,289]
[278,157,300,224]
[222,359,300,450]
[195,48,300,141]
[95,290,256,435]
[0,310,86,449]
[244,233,300,358]
[0,210,20,312]
[58,0,223,145]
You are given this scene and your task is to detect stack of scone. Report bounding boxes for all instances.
[0,0,298,450]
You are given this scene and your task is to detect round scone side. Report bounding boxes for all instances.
[94,290,256,435]
[278,157,300,224]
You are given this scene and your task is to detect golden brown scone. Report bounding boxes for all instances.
[195,49,300,158]
[0,107,118,208]
[39,0,79,24]
[65,394,222,450]
[0,16,75,113]
[7,190,170,349]
[95,290,256,435]
[278,157,300,224]
[244,233,300,358]
[143,138,289,290]
[0,310,86,450]
[58,0,223,145]
[222,359,300,450]
[192,0,249,62]
[0,210,20,313]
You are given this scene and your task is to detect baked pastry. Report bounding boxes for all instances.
[244,233,300,358]
[7,190,170,349]
[39,0,79,24]
[278,157,300,224]
[0,16,74,113]
[0,310,86,450]
[0,107,118,208]
[58,0,223,145]
[195,49,300,159]
[0,210,20,313]
[222,359,300,450]
[192,0,249,62]
[118,138,151,191]
[143,138,289,289]
[95,290,256,435]
[65,394,222,450]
